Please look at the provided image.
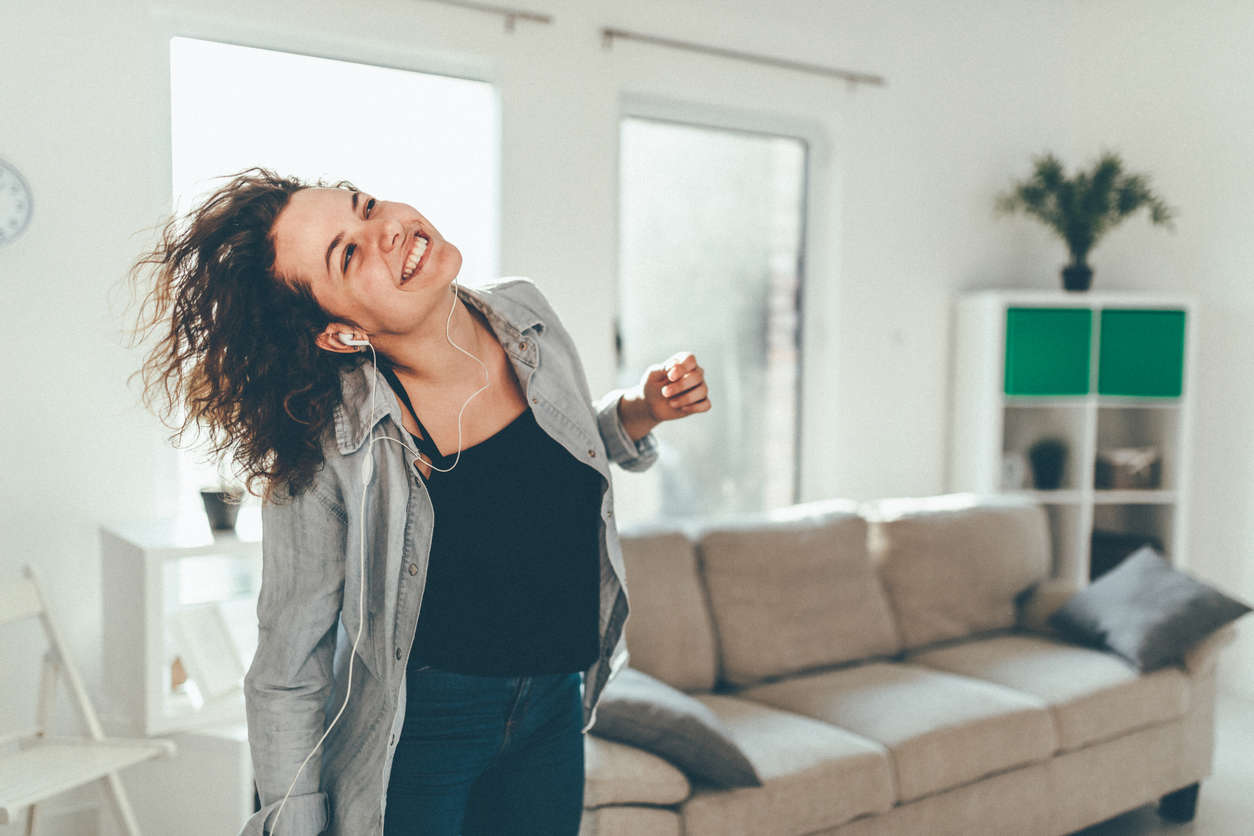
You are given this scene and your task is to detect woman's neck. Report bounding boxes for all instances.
[380,295,493,390]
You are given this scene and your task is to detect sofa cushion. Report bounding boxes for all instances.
[1045,716,1196,836]
[618,524,720,692]
[862,493,1050,652]
[735,661,1057,803]
[1015,576,1082,638]
[1047,545,1253,672]
[590,666,761,788]
[809,761,1055,836]
[583,734,692,807]
[695,498,902,688]
[906,633,1190,751]
[578,805,683,836]
[678,693,895,836]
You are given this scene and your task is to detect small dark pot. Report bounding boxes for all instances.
[200,489,243,531]
[1028,439,1067,490]
[1062,262,1093,292]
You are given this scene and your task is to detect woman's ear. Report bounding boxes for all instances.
[315,325,367,353]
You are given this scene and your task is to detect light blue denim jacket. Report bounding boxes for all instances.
[239,277,658,836]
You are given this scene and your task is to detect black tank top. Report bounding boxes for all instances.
[380,362,601,676]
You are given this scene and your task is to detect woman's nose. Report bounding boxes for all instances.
[376,217,405,252]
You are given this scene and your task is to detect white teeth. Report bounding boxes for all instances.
[402,235,429,281]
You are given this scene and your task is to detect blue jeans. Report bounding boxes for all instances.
[383,665,586,835]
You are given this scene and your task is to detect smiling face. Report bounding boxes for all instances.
[271,187,463,349]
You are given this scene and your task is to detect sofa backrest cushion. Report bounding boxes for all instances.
[618,524,721,692]
[861,493,1050,652]
[695,498,903,688]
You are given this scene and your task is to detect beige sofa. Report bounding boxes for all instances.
[577,492,1238,836]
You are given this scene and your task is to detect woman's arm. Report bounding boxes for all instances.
[595,350,711,472]
[499,276,660,471]
[614,387,661,443]
[238,477,347,836]
[593,387,660,472]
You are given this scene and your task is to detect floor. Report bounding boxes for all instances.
[1076,690,1254,835]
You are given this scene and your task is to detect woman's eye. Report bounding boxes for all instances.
[344,197,375,272]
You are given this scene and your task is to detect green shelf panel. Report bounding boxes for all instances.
[1004,307,1092,396]
[1098,308,1186,397]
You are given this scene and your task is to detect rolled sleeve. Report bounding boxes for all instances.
[239,792,330,836]
[594,388,659,472]
[240,478,346,836]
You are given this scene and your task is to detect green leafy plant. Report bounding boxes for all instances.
[994,150,1177,290]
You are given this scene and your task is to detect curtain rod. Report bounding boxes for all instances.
[600,27,886,88]
[419,0,552,32]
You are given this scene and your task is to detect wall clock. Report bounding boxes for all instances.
[0,158,33,245]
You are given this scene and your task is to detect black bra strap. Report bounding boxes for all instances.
[379,362,445,460]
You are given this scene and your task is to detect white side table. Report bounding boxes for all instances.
[99,511,262,736]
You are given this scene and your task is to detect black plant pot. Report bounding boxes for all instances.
[1062,262,1093,292]
[200,488,244,531]
[1028,439,1067,490]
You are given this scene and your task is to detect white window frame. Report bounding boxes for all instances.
[614,92,832,504]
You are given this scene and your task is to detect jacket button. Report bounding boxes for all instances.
[408,563,418,576]
[588,449,596,457]
[531,397,538,404]
[519,341,528,350]
[395,647,402,661]
[606,510,613,518]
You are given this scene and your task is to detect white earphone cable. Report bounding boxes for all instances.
[268,276,489,835]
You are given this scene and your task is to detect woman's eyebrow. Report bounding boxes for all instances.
[324,191,361,278]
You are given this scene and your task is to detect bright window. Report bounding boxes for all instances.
[168,36,497,516]
[617,116,807,523]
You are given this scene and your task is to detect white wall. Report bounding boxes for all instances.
[1,1,1250,825]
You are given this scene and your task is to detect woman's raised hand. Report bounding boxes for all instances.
[640,352,711,422]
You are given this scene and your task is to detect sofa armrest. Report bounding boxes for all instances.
[1181,622,1240,677]
[1015,577,1081,637]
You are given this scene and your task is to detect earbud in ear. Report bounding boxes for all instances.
[340,332,371,347]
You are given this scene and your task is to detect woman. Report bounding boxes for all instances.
[125,167,711,836]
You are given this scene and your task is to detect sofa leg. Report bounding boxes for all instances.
[1158,781,1199,822]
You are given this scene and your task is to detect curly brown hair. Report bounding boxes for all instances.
[123,166,367,505]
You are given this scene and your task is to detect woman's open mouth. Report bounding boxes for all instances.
[400,232,432,283]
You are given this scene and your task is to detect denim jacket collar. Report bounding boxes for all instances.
[332,281,547,457]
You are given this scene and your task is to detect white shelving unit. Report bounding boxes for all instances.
[947,289,1197,585]
[99,508,262,737]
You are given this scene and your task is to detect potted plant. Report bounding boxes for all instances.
[200,471,245,531]
[994,150,1177,291]
[1027,437,1068,490]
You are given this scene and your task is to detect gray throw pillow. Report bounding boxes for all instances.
[1048,546,1252,671]
[591,666,762,788]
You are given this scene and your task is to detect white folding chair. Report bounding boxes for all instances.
[0,564,175,835]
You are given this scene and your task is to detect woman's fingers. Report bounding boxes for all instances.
[648,352,711,419]
[664,353,698,382]
[666,381,708,408]
[660,368,703,399]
